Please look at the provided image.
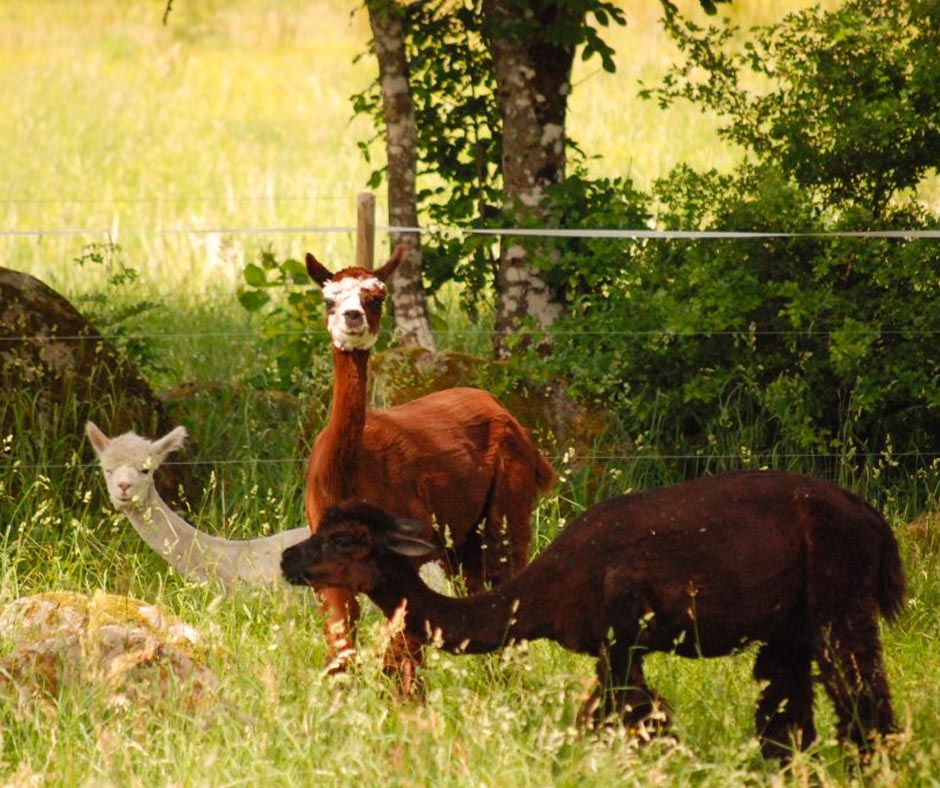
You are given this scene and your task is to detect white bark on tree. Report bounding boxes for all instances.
[483,0,576,357]
[368,2,437,351]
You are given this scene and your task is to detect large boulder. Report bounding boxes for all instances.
[0,266,197,507]
[0,591,217,714]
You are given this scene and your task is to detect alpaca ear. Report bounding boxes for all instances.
[153,426,187,457]
[386,533,436,558]
[85,421,110,455]
[386,517,435,557]
[373,245,405,283]
[305,252,333,287]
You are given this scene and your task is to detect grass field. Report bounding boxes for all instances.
[3,1,940,785]
[0,0,843,293]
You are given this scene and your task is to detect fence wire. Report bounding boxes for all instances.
[4,214,939,473]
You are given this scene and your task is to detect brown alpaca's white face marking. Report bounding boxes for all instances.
[320,274,387,351]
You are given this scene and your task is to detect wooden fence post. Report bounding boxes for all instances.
[356,192,375,270]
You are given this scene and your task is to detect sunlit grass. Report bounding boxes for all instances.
[568,0,845,191]
[2,481,936,785]
[1,0,858,296]
[4,354,940,784]
[3,2,940,784]
[0,0,375,293]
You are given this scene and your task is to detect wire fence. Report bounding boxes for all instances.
[5,213,940,475]
[9,448,940,475]
[5,217,940,342]
[5,223,940,240]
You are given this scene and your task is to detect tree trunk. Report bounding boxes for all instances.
[367,1,437,351]
[483,0,576,357]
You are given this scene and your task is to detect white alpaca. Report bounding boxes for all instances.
[85,421,309,589]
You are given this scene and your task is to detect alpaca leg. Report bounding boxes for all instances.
[753,639,816,760]
[480,460,536,588]
[814,611,896,751]
[382,631,425,697]
[318,586,361,673]
[578,642,670,735]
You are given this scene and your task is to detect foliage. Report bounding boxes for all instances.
[236,248,331,392]
[531,171,652,297]
[652,0,940,218]
[4,282,940,784]
[506,0,940,471]
[352,0,629,309]
[72,242,165,375]
[537,164,940,470]
[3,291,940,785]
[7,5,940,775]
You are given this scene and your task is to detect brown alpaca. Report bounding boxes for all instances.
[303,246,555,678]
[283,471,906,760]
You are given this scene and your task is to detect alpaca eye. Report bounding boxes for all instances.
[140,468,151,475]
[323,299,335,310]
[332,535,357,555]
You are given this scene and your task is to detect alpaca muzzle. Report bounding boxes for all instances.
[280,541,322,586]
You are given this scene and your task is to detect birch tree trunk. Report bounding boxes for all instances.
[482,0,577,357]
[367,1,437,350]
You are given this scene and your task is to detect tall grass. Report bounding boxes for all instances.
[3,2,940,784]
[4,463,940,785]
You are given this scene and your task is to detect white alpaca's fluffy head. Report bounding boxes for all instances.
[86,422,187,511]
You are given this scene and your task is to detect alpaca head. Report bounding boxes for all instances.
[280,499,434,592]
[305,246,405,352]
[85,421,187,511]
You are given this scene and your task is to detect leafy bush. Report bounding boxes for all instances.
[236,249,324,392]
[352,0,628,311]
[526,0,940,473]
[654,0,940,218]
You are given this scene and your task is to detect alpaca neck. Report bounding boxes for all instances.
[369,557,538,654]
[123,487,307,587]
[123,487,236,583]
[312,347,370,502]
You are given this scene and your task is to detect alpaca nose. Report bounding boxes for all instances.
[343,310,365,329]
[118,481,131,493]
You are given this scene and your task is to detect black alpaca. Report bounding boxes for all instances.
[282,470,905,760]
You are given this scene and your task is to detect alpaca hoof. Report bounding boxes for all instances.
[576,694,603,730]
[758,718,816,762]
[760,738,797,763]
[576,691,671,739]
[626,702,672,741]
[323,646,356,676]
[382,656,424,699]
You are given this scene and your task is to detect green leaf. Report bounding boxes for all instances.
[243,263,269,288]
[237,288,270,312]
[282,258,308,282]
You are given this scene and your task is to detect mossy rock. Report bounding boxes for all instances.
[369,345,614,468]
[0,266,198,508]
[0,590,217,714]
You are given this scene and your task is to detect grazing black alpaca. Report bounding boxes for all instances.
[282,470,906,759]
